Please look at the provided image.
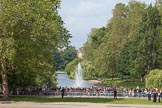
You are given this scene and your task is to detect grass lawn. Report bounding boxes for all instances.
[0,97,162,105]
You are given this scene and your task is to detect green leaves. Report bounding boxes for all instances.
[79,1,162,82]
[54,46,77,71]
[0,0,71,90]
[146,69,162,88]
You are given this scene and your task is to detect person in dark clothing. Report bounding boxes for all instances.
[160,91,162,100]
[158,91,161,102]
[148,91,151,101]
[61,87,65,98]
[153,90,157,102]
[114,88,117,99]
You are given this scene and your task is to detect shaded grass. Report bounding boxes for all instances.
[0,96,162,105]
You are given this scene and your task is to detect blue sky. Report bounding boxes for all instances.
[59,0,155,49]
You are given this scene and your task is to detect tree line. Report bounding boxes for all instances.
[65,1,162,84]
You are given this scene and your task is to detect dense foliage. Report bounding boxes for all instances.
[66,1,162,82]
[65,58,80,79]
[146,69,162,88]
[0,0,71,100]
[54,46,77,71]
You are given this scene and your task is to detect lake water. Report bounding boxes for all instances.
[56,73,94,88]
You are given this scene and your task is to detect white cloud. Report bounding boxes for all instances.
[61,0,108,17]
[76,1,105,16]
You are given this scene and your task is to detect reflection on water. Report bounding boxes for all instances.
[56,73,93,88]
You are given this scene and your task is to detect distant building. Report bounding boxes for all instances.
[77,50,82,59]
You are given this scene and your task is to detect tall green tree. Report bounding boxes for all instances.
[128,4,162,81]
[127,1,146,38]
[100,3,129,79]
[118,1,146,79]
[0,0,71,100]
[80,27,107,79]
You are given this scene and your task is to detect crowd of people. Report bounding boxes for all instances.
[0,86,160,101]
[0,85,162,102]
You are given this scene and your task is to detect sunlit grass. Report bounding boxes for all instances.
[0,97,162,105]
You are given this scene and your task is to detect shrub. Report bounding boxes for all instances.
[146,69,162,88]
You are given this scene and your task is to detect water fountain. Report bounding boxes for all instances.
[74,63,83,87]
[56,63,93,88]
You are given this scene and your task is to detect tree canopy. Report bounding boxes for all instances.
[0,0,71,100]
[66,1,162,83]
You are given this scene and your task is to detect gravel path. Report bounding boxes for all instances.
[0,102,162,108]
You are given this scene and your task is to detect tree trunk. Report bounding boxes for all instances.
[1,59,9,101]
[111,73,114,80]
[2,72,9,100]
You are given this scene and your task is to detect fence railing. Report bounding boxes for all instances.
[63,91,148,97]
[0,90,150,98]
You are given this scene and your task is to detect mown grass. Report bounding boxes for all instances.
[0,97,162,105]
